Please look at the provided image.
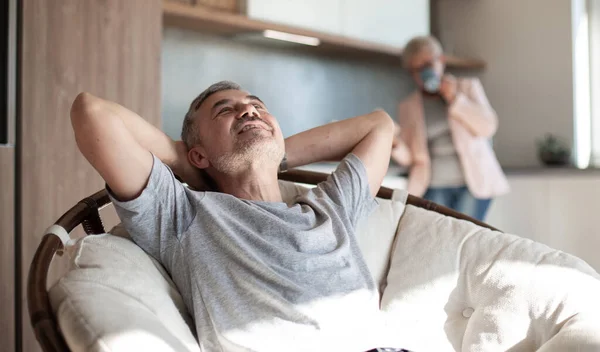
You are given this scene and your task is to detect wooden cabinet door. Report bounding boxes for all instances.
[1,0,16,350]
[0,147,15,352]
[197,0,241,12]
[19,1,162,351]
[166,0,242,12]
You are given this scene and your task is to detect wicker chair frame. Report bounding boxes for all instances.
[27,169,498,351]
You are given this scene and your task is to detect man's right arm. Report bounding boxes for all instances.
[70,92,195,200]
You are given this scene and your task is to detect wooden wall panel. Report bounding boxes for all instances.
[20,1,162,351]
[7,0,17,146]
[0,147,14,352]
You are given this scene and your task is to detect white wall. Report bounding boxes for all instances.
[435,0,574,167]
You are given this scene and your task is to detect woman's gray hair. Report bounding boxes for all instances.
[402,36,443,69]
[181,80,241,147]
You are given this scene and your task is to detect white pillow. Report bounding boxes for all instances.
[49,229,200,352]
[380,204,600,352]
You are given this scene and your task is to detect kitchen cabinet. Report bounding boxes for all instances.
[244,0,429,48]
[485,176,551,244]
[340,0,429,48]
[486,173,600,271]
[245,0,343,35]
[164,1,484,68]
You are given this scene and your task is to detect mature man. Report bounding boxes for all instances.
[71,81,401,352]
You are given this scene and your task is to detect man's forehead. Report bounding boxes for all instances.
[203,89,250,107]
[194,89,265,123]
[201,89,252,111]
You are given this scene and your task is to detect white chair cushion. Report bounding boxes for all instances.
[381,204,600,352]
[50,181,405,351]
[49,228,201,352]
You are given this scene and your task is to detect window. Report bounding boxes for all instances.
[590,0,600,166]
[574,0,600,168]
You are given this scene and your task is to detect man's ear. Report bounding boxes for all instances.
[188,146,210,170]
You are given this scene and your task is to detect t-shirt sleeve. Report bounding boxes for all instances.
[107,154,196,262]
[317,153,378,225]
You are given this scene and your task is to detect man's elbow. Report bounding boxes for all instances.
[70,92,103,127]
[70,92,108,154]
[370,110,395,133]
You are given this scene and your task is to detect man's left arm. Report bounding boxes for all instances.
[283,110,395,197]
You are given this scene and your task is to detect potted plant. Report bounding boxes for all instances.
[537,134,571,166]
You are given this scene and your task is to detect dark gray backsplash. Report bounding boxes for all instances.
[162,27,414,139]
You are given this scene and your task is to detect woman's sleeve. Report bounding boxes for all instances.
[448,78,499,138]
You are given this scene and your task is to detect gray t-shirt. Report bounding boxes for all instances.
[423,95,465,187]
[109,153,380,352]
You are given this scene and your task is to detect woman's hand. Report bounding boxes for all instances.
[392,122,402,146]
[390,122,412,166]
[440,74,458,103]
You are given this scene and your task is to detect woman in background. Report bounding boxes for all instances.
[391,36,508,221]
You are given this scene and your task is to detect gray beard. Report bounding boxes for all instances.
[210,132,283,175]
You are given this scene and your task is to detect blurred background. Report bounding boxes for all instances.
[1,0,599,351]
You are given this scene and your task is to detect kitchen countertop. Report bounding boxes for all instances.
[295,162,600,188]
[503,166,600,176]
[296,162,407,190]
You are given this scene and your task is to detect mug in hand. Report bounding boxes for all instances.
[420,67,441,93]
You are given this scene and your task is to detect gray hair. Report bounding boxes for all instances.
[181,80,242,147]
[402,36,443,68]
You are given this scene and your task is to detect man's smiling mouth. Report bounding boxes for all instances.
[239,125,261,133]
[236,121,271,134]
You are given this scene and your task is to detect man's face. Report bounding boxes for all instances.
[408,49,445,89]
[192,89,285,173]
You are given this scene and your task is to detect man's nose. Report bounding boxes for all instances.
[237,103,259,119]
